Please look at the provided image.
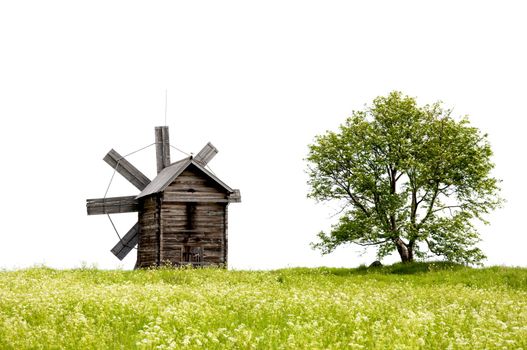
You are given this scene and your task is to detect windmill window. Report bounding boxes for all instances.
[186,203,196,230]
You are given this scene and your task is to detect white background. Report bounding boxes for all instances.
[1,1,525,270]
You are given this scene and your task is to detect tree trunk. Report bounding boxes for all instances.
[394,238,413,263]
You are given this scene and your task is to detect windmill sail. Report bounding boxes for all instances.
[103,149,151,190]
[86,196,139,215]
[194,142,218,166]
[111,222,139,260]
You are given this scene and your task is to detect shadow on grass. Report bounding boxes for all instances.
[285,261,467,277]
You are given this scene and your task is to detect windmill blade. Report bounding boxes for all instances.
[194,142,218,166]
[111,222,139,260]
[86,196,138,215]
[104,149,151,190]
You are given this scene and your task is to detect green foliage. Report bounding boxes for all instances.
[307,91,502,264]
[0,267,526,349]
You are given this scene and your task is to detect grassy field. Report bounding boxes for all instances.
[0,263,526,349]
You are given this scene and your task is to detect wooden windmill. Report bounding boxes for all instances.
[86,126,241,268]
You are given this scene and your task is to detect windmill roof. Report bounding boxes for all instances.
[136,157,233,199]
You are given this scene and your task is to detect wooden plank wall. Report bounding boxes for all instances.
[136,196,159,268]
[136,166,229,268]
[159,201,226,266]
[224,203,229,266]
[163,167,229,203]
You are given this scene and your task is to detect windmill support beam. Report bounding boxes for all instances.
[111,222,139,260]
[86,196,139,215]
[155,126,171,173]
[229,189,242,203]
[103,149,151,191]
[162,190,242,203]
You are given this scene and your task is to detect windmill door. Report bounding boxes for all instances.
[183,246,203,265]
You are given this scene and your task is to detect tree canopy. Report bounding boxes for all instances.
[307,91,502,264]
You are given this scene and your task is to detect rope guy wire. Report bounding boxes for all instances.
[121,142,156,159]
[164,89,168,126]
[169,144,190,157]
[205,165,216,176]
[107,214,137,250]
[103,142,156,200]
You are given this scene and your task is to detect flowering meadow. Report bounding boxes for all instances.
[0,263,526,349]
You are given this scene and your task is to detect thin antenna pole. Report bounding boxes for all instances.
[164,89,168,126]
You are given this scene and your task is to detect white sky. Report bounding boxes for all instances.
[0,1,525,270]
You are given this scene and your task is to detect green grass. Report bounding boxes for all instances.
[0,263,526,349]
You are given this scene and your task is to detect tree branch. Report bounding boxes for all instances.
[354,239,391,247]
[439,184,451,192]
[410,187,418,225]
[425,239,441,256]
[373,191,391,231]
[417,181,440,228]
[329,173,371,217]
[347,188,371,217]
[416,189,430,206]
[431,205,463,214]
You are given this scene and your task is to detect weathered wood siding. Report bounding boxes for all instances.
[136,196,160,268]
[136,165,229,268]
[161,166,228,266]
[164,165,230,202]
[158,201,226,266]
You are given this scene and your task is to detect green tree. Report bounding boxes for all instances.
[307,91,502,264]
